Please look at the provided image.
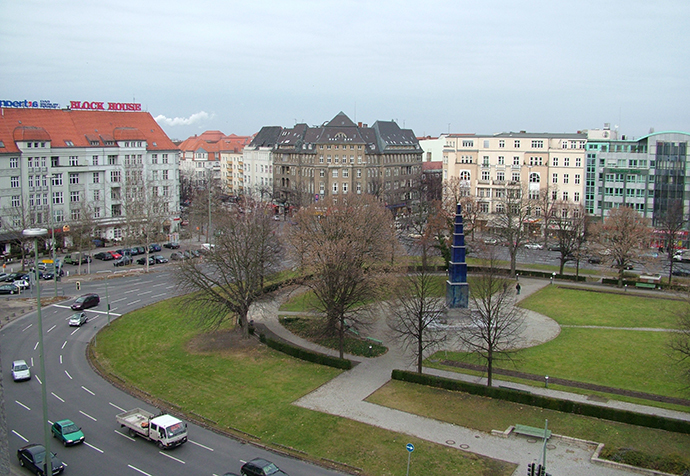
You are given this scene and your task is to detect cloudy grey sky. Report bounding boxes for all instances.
[2,0,688,141]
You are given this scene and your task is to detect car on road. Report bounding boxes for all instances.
[94,251,114,261]
[13,278,31,290]
[163,241,180,249]
[548,244,562,251]
[587,256,602,264]
[483,237,499,245]
[107,250,123,260]
[113,255,133,267]
[0,283,19,294]
[12,359,31,381]
[68,312,88,327]
[241,458,289,476]
[71,293,100,310]
[51,419,85,446]
[17,443,65,475]
[136,256,155,266]
[524,242,543,250]
[673,266,690,277]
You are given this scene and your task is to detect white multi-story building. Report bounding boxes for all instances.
[0,106,180,251]
[242,126,280,201]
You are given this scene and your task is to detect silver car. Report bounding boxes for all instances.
[68,312,88,327]
[12,360,31,381]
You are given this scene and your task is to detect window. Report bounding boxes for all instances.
[531,140,544,148]
[481,170,490,181]
[163,185,169,197]
[93,190,100,201]
[356,182,362,194]
[332,169,339,178]
[93,172,100,183]
[498,156,505,165]
[319,169,325,177]
[514,140,520,148]
[69,173,79,184]
[356,169,362,178]
[52,174,63,186]
[108,155,117,165]
[70,209,81,221]
[462,140,474,147]
[575,157,581,168]
[343,169,349,178]
[562,191,569,201]
[94,207,101,218]
[575,174,580,185]
[563,174,569,184]
[69,156,78,166]
[498,140,505,148]
[529,173,540,183]
[513,156,520,166]
[552,173,558,183]
[11,195,20,207]
[332,182,338,193]
[512,172,520,182]
[496,171,504,181]
[10,176,20,188]
[564,157,570,167]
[342,182,349,194]
[51,156,59,167]
[54,209,64,223]
[111,171,121,182]
[10,157,18,168]
[152,170,159,181]
[552,190,557,200]
[28,175,34,187]
[460,171,471,181]
[152,154,158,164]
[111,188,120,200]
[163,170,169,180]
[162,154,169,164]
[70,191,80,202]
[482,156,489,166]
[53,191,63,204]
[112,204,122,217]
[552,157,559,167]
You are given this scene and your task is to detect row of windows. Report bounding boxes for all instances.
[8,153,171,168]
[457,139,585,150]
[458,171,582,185]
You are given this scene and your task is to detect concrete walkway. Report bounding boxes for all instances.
[249,278,689,476]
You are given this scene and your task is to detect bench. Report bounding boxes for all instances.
[635,282,656,289]
[365,336,383,345]
[513,424,551,440]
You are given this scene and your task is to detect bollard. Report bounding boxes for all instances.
[545,376,549,388]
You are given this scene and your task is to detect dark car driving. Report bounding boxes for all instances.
[17,443,65,475]
[71,293,100,310]
[241,458,289,476]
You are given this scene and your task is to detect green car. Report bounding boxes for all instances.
[51,419,85,446]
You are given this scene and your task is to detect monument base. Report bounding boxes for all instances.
[446,281,469,309]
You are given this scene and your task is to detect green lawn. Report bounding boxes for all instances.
[92,296,513,476]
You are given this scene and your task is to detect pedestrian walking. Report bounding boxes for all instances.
[516,282,521,295]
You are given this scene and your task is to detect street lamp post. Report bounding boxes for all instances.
[23,228,52,476]
[48,174,58,298]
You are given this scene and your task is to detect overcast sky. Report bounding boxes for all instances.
[2,0,688,141]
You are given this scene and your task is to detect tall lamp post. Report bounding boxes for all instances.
[22,228,52,476]
[49,174,58,298]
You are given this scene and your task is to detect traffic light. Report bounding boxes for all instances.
[527,463,535,476]
[76,281,81,291]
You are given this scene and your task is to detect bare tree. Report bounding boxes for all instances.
[387,268,446,373]
[288,195,394,359]
[536,185,559,247]
[670,299,690,388]
[175,201,280,338]
[594,206,651,286]
[656,200,687,284]
[551,202,587,275]
[492,184,532,276]
[68,202,97,276]
[456,248,525,387]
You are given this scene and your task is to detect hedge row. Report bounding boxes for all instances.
[392,370,690,434]
[260,333,353,370]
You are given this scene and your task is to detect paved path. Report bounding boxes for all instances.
[250,278,689,476]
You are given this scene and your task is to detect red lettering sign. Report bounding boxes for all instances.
[71,100,142,112]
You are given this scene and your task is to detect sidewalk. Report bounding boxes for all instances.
[250,279,689,476]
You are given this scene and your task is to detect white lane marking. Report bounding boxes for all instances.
[51,392,65,403]
[15,400,31,411]
[139,291,152,295]
[70,328,80,336]
[188,440,214,451]
[111,298,127,303]
[84,441,104,453]
[151,283,165,287]
[31,357,35,367]
[62,341,67,349]
[33,341,39,351]
[127,464,152,475]
[115,430,135,441]
[152,293,167,299]
[22,323,33,332]
[109,402,126,412]
[12,430,29,442]
[60,355,63,364]
[159,451,185,464]
[110,307,119,312]
[35,375,42,385]
[79,410,97,422]
[124,289,138,294]
[128,299,141,306]
[53,303,121,317]
[81,386,95,396]
[165,285,176,289]
[65,370,73,380]
[47,324,57,333]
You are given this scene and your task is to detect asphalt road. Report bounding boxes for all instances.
[2,269,347,476]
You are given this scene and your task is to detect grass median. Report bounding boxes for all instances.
[91,295,514,476]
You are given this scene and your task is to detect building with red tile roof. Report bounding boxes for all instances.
[0,107,180,252]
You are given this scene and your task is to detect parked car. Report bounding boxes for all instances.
[163,242,180,249]
[524,242,543,250]
[64,253,92,265]
[116,248,134,257]
[94,252,114,261]
[68,312,88,327]
[135,246,146,255]
[113,255,133,267]
[153,255,169,264]
[241,458,289,476]
[149,243,162,252]
[107,251,122,260]
[13,279,31,290]
[548,244,562,251]
[170,251,184,261]
[71,293,100,310]
[12,359,31,381]
[92,239,105,248]
[136,256,155,266]
[0,283,19,294]
[483,238,498,245]
[51,419,85,446]
[1,272,22,282]
[587,256,602,264]
[17,443,65,475]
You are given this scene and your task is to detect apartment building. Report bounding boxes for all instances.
[242,126,281,201]
[270,112,423,211]
[0,106,180,250]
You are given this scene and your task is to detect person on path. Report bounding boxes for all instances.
[516,282,521,295]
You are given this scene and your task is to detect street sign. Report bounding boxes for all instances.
[42,259,53,264]
[406,443,414,453]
